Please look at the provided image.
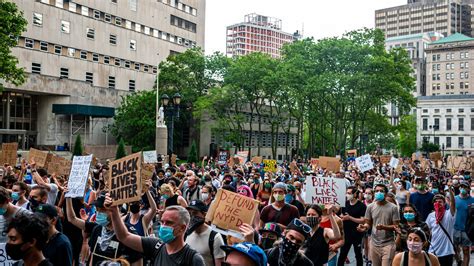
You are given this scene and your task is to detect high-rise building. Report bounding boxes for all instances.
[226,13,299,58]
[5,0,205,149]
[375,0,472,39]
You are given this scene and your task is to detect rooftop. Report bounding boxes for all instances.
[430,33,474,45]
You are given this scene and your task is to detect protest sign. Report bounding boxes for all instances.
[65,155,93,198]
[205,189,259,236]
[218,151,228,166]
[447,156,474,171]
[389,157,399,169]
[235,151,249,164]
[171,154,177,166]
[319,157,340,172]
[380,155,391,165]
[142,150,158,164]
[141,163,154,192]
[355,154,374,173]
[0,143,18,166]
[412,152,421,162]
[263,159,277,173]
[28,148,48,167]
[108,152,142,206]
[44,153,53,169]
[430,152,441,161]
[304,176,346,207]
[0,243,17,265]
[251,156,263,164]
[232,157,241,165]
[346,149,357,156]
[47,155,72,176]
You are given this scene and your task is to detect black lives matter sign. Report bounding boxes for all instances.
[108,152,142,206]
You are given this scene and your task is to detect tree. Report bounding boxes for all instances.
[421,141,440,154]
[187,141,198,163]
[0,1,28,90]
[72,134,83,158]
[396,114,417,157]
[116,138,127,159]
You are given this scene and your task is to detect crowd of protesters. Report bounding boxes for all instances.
[0,153,473,266]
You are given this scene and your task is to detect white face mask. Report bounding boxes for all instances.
[201,193,209,201]
[364,194,372,200]
[346,194,353,201]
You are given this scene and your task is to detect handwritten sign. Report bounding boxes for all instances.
[205,189,259,234]
[142,150,158,164]
[389,157,399,169]
[304,176,346,207]
[235,151,249,164]
[346,149,357,156]
[47,155,72,176]
[0,243,17,265]
[218,151,228,166]
[447,156,474,171]
[65,155,93,198]
[355,154,374,173]
[0,143,18,166]
[28,148,48,167]
[380,155,391,165]
[430,152,441,161]
[263,159,277,173]
[319,157,340,172]
[108,152,142,206]
[251,156,263,164]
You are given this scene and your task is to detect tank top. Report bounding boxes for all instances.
[396,190,408,205]
[400,251,431,266]
[319,218,337,245]
[165,194,179,207]
[303,227,329,266]
[124,214,146,236]
[251,184,259,199]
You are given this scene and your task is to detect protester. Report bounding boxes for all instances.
[11,181,29,209]
[0,186,30,243]
[183,171,202,202]
[124,180,157,236]
[259,222,282,249]
[285,184,305,216]
[395,204,431,252]
[454,180,474,266]
[162,183,188,208]
[392,227,440,266]
[409,177,434,221]
[260,182,300,229]
[221,242,267,266]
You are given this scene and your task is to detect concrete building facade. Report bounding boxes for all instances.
[6,0,205,149]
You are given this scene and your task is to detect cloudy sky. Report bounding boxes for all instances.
[204,0,406,54]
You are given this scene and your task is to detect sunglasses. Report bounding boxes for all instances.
[291,218,311,234]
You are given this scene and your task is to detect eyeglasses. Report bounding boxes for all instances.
[291,218,311,234]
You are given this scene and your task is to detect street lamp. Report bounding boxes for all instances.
[161,93,182,156]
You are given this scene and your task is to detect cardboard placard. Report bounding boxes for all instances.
[380,155,391,165]
[232,157,241,165]
[28,148,48,167]
[205,189,259,234]
[412,152,421,162]
[304,176,347,207]
[327,160,341,173]
[263,159,277,173]
[319,157,340,172]
[65,155,93,198]
[47,155,72,176]
[142,150,158,164]
[251,156,263,164]
[389,157,399,169]
[447,156,474,171]
[430,152,441,161]
[171,154,177,166]
[290,161,297,173]
[235,151,249,164]
[218,151,228,166]
[346,149,357,156]
[108,152,142,206]
[355,154,374,173]
[1,143,18,166]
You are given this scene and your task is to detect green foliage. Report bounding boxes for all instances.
[116,138,127,159]
[0,1,27,90]
[396,114,417,157]
[72,135,83,158]
[187,141,198,163]
[421,141,440,153]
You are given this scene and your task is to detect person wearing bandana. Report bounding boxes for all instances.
[265,218,313,266]
[426,187,456,266]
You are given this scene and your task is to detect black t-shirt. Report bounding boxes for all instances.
[141,237,205,266]
[341,200,367,238]
[61,198,83,261]
[43,232,73,266]
[38,260,54,266]
[290,199,305,217]
[85,222,142,266]
[265,246,313,266]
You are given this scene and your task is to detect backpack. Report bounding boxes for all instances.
[465,203,474,242]
[184,228,218,266]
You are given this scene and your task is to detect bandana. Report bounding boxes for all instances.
[434,202,445,224]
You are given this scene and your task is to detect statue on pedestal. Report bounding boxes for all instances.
[157,106,166,127]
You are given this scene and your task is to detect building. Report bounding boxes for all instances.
[5,0,205,149]
[375,0,472,39]
[226,13,299,58]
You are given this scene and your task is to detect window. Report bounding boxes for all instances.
[446,118,451,130]
[69,2,76,12]
[466,82,469,88]
[153,29,159,38]
[144,27,150,35]
[54,45,62,54]
[80,50,87,59]
[471,137,474,148]
[134,63,140,70]
[434,109,440,113]
[460,82,464,89]
[81,6,89,16]
[55,0,63,8]
[110,34,117,45]
[108,76,115,89]
[434,118,440,128]
[459,117,464,131]
[447,108,452,113]
[25,38,33,48]
[144,65,149,72]
[434,137,439,145]
[471,117,474,131]
[135,23,141,32]
[465,72,469,79]
[129,0,137,11]
[31,63,41,74]
[114,58,121,67]
[129,80,136,91]
[67,48,75,57]
[124,61,131,68]
[461,72,465,79]
[86,72,93,84]
[466,62,469,68]
[92,53,99,62]
[86,28,95,39]
[446,137,451,148]
[40,41,48,51]
[153,67,157,74]
[451,73,454,79]
[111,0,117,3]
[451,83,454,89]
[423,118,428,130]
[104,56,110,64]
[105,14,112,23]
[445,63,449,70]
[93,10,101,19]
[33,13,43,26]
[61,20,70,33]
[60,68,68,79]
[115,17,122,26]
[459,137,464,148]
[461,62,465,69]
[459,108,464,113]
[446,73,450,80]
[130,40,136,50]
[126,21,132,29]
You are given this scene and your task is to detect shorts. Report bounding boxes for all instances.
[454,230,472,247]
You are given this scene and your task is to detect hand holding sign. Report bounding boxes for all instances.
[108,152,142,206]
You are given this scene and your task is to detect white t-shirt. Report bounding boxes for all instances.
[185,226,225,266]
[29,182,59,206]
[427,209,456,256]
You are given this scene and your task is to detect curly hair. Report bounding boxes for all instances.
[7,213,49,250]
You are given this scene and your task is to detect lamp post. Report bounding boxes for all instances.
[161,93,182,156]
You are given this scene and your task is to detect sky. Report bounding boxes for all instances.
[204,0,406,55]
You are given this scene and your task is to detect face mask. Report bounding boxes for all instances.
[396,184,402,190]
[453,179,459,185]
[29,198,40,211]
[186,216,205,235]
[264,183,271,189]
[6,242,25,260]
[201,192,209,201]
[11,192,20,201]
[434,202,446,224]
[161,194,170,200]
[306,216,320,228]
[364,194,372,200]
[159,225,176,243]
[254,179,260,184]
[374,192,385,201]
[407,240,423,254]
[279,237,301,264]
[273,193,284,202]
[346,194,353,201]
[130,204,140,214]
[432,188,439,194]
[403,213,415,221]
[96,212,109,227]
[460,188,468,195]
[284,194,294,204]
[261,237,276,249]
[0,207,6,216]
[416,184,427,191]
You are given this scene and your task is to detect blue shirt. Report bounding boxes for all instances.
[409,191,434,221]
[454,195,474,231]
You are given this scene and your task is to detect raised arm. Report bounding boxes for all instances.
[448,186,455,216]
[325,205,341,240]
[65,197,85,230]
[143,181,158,228]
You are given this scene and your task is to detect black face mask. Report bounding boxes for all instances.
[261,237,276,249]
[6,242,26,260]
[186,216,205,236]
[306,216,320,228]
[29,198,40,211]
[130,204,140,214]
[279,237,301,265]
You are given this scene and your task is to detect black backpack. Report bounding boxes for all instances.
[184,229,218,266]
[466,203,474,242]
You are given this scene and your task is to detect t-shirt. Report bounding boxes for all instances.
[185,226,225,266]
[141,237,205,266]
[454,195,474,231]
[341,200,367,238]
[0,207,30,243]
[260,204,300,226]
[365,201,399,246]
[409,192,434,221]
[43,232,73,266]
[427,209,455,256]
[28,183,59,206]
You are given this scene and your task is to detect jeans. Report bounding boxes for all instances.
[328,252,338,266]
[337,236,363,266]
[369,241,395,266]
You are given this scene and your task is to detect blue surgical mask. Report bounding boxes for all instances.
[374,192,385,201]
[11,192,20,201]
[95,212,109,227]
[403,213,415,221]
[0,207,6,215]
[159,225,176,243]
[460,188,468,195]
[284,194,294,204]
[431,188,439,194]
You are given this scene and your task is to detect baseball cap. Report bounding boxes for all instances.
[460,181,470,188]
[35,204,58,218]
[221,242,267,266]
[259,222,282,236]
[187,200,208,212]
[286,184,296,192]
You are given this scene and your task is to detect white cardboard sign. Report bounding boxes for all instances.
[143,150,158,164]
[304,176,347,207]
[355,154,374,173]
[389,157,399,169]
[65,155,93,198]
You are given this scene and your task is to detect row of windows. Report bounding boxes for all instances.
[158,0,198,16]
[432,82,470,90]
[22,37,157,74]
[422,136,474,149]
[170,15,197,33]
[210,131,298,148]
[422,108,474,113]
[432,51,470,61]
[422,117,474,131]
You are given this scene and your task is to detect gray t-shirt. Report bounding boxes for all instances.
[365,201,400,246]
[141,237,205,266]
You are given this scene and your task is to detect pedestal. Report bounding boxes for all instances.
[156,125,168,156]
